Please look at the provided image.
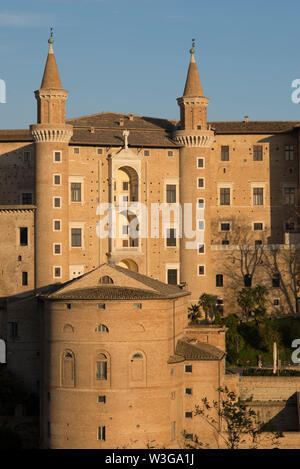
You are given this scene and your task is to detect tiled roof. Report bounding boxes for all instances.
[210,121,300,134]
[0,130,32,142]
[43,263,190,300]
[168,337,225,363]
[46,285,164,300]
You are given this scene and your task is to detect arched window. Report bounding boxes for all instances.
[96,353,108,380]
[95,324,109,333]
[130,352,145,383]
[0,339,6,364]
[63,324,74,334]
[99,276,114,284]
[62,350,75,387]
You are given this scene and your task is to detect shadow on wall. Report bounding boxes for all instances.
[259,393,300,432]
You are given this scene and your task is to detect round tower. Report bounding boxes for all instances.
[30,34,73,288]
[174,42,214,302]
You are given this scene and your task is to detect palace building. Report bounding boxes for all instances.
[0,35,300,448]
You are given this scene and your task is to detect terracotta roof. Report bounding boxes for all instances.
[45,286,167,300]
[41,44,62,89]
[0,130,32,142]
[183,53,204,97]
[43,263,190,301]
[210,121,300,134]
[168,337,225,363]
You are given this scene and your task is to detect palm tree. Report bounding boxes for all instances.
[188,304,202,324]
[198,293,217,322]
[237,288,255,321]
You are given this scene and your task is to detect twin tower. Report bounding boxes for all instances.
[31,36,214,291]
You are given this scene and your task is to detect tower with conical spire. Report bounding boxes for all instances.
[30,31,73,288]
[174,40,214,146]
[175,41,214,298]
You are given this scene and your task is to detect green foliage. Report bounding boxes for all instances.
[188,304,202,324]
[198,293,218,321]
[214,313,300,367]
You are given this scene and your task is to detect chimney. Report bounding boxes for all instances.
[129,114,134,121]
[90,127,95,133]
[244,116,249,123]
[119,118,124,127]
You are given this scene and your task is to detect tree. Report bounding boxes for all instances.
[198,293,218,321]
[262,245,300,316]
[237,288,256,321]
[194,387,283,449]
[188,304,202,324]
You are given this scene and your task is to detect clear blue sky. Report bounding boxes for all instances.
[1,0,300,128]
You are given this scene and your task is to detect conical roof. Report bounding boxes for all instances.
[183,51,204,97]
[40,40,62,89]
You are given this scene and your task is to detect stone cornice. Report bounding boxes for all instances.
[30,124,73,143]
[173,129,215,148]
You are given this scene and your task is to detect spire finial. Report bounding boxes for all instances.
[48,27,54,44]
[190,38,195,55]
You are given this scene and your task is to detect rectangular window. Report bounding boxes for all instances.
[185,388,193,395]
[198,265,205,276]
[255,240,263,246]
[171,422,176,441]
[20,227,28,246]
[254,222,263,231]
[54,151,61,162]
[98,395,106,403]
[197,198,205,209]
[197,158,204,168]
[222,240,229,245]
[97,303,106,310]
[168,151,173,157]
[198,220,205,230]
[253,188,264,206]
[97,426,106,441]
[284,187,296,205]
[166,228,176,247]
[71,183,82,202]
[274,299,280,306]
[54,174,61,185]
[10,322,18,338]
[54,244,61,255]
[272,273,281,288]
[285,145,294,161]
[185,412,193,419]
[74,147,80,154]
[171,391,176,400]
[221,146,229,161]
[167,269,178,285]
[97,149,103,155]
[54,220,61,231]
[144,150,150,156]
[133,303,142,309]
[220,188,230,205]
[185,365,192,373]
[54,197,61,208]
[166,185,176,203]
[198,178,205,188]
[220,223,231,232]
[96,362,107,380]
[71,228,82,247]
[216,274,223,287]
[22,271,28,286]
[198,244,205,254]
[122,181,129,191]
[253,145,263,161]
[54,267,62,278]
[24,151,31,162]
[22,193,33,205]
